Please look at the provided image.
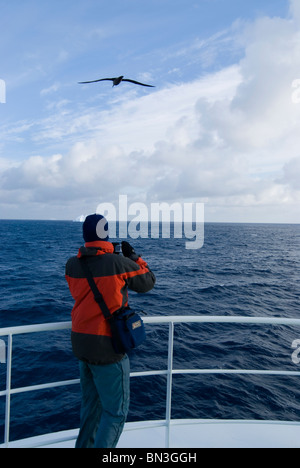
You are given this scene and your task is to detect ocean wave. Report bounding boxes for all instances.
[1,221,300,441]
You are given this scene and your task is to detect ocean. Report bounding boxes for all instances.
[0,220,300,443]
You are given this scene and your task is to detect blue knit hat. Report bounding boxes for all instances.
[83,214,109,242]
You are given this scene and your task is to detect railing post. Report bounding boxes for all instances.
[165,321,174,448]
[4,334,12,447]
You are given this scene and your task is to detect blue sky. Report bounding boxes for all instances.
[1,0,300,222]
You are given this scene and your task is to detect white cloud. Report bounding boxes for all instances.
[289,0,300,24]
[40,82,60,96]
[281,157,300,191]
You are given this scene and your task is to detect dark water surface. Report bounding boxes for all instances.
[0,220,299,442]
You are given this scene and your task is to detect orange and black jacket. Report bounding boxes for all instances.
[65,241,156,364]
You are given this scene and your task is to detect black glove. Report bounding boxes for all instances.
[121,241,139,261]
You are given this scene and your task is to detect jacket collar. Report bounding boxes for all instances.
[77,240,114,258]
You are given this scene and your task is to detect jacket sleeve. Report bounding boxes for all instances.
[122,256,156,293]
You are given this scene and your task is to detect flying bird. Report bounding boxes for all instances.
[78,75,155,87]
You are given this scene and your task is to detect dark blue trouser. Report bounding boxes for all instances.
[75,355,130,448]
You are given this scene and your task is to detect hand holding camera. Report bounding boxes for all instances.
[113,241,139,261]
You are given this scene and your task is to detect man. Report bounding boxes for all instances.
[65,214,156,448]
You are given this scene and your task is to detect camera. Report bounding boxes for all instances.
[112,242,122,254]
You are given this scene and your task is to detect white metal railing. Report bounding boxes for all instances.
[1,315,300,448]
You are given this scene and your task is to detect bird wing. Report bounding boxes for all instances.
[78,78,114,84]
[122,79,155,87]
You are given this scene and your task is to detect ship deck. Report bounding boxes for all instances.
[3,419,300,448]
[2,316,300,449]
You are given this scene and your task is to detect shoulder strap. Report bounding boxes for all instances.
[80,257,111,320]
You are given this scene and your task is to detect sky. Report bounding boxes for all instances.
[0,0,300,223]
